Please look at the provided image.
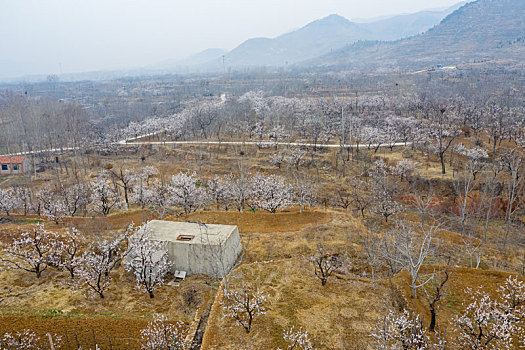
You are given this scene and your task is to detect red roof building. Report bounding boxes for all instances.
[0,156,31,175]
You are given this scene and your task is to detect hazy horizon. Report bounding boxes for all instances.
[0,0,465,77]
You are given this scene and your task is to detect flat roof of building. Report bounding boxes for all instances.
[147,220,238,245]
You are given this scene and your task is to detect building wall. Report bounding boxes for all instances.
[126,226,243,278]
[0,158,31,175]
[167,227,242,277]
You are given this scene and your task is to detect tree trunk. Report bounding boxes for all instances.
[429,304,437,332]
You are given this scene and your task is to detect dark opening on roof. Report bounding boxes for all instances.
[177,234,195,241]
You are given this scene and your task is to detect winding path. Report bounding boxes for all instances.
[118,139,410,149]
[1,135,410,157]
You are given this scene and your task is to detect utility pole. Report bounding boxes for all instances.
[341,105,345,148]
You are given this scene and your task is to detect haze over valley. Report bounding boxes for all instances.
[0,0,524,349]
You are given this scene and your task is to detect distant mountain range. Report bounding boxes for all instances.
[153,49,228,70]
[355,2,466,41]
[307,0,524,70]
[190,2,465,69]
[3,0,522,83]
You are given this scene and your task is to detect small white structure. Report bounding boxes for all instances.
[137,220,242,278]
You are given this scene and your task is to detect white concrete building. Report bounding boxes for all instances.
[134,220,242,278]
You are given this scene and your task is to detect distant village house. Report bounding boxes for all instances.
[0,156,31,175]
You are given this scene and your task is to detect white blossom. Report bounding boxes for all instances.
[75,226,131,298]
[0,330,61,350]
[168,171,209,214]
[247,173,293,213]
[208,174,237,211]
[0,188,19,217]
[282,326,313,350]
[140,314,188,350]
[125,224,170,298]
[390,159,418,181]
[454,276,525,349]
[89,173,123,216]
[371,309,429,350]
[0,224,58,278]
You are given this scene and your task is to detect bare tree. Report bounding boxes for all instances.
[453,165,477,236]
[222,284,268,333]
[462,235,483,269]
[293,172,316,214]
[428,106,461,174]
[105,164,135,208]
[335,185,352,210]
[310,245,342,286]
[425,266,451,332]
[349,177,372,218]
[370,159,401,222]
[499,149,525,247]
[385,219,439,298]
[363,226,382,285]
[408,191,437,227]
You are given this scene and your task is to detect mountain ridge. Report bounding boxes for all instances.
[306,0,524,71]
[201,2,465,69]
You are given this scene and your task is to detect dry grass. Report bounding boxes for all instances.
[1,142,524,348]
[393,266,525,341]
[0,209,338,349]
[0,266,215,349]
[202,259,391,350]
[241,210,365,264]
[200,211,387,349]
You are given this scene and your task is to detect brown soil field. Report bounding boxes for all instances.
[186,208,330,234]
[4,207,329,236]
[0,314,149,349]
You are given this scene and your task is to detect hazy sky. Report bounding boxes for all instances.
[0,0,463,76]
